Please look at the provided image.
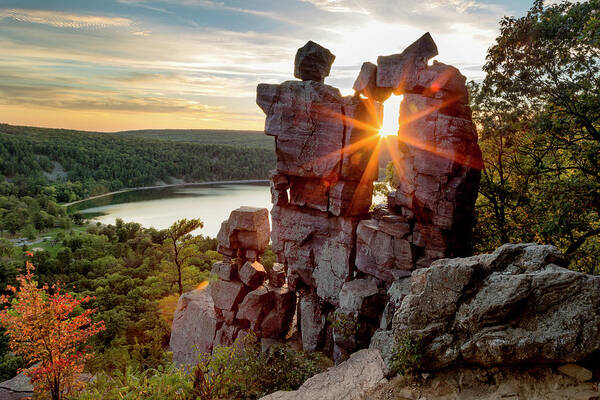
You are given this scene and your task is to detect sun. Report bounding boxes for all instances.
[378,95,402,138]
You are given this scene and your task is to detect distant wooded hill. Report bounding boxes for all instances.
[0,124,275,202]
[115,129,273,149]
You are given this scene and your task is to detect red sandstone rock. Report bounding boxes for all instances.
[268,263,286,288]
[289,177,330,212]
[260,285,296,338]
[340,96,381,183]
[353,62,393,102]
[211,279,248,311]
[237,286,273,330]
[328,180,373,216]
[239,261,267,288]
[257,81,345,179]
[377,32,438,93]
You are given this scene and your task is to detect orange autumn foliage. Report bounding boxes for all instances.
[0,260,105,400]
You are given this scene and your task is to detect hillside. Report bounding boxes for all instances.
[115,129,273,149]
[0,123,275,202]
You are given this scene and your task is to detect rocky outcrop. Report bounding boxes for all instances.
[170,207,296,364]
[170,288,217,365]
[364,364,600,400]
[256,33,482,361]
[259,349,387,400]
[211,207,296,348]
[392,243,600,370]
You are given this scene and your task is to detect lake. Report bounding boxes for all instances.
[71,183,271,237]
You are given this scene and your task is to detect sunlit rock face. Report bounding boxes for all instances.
[392,243,600,370]
[255,33,482,361]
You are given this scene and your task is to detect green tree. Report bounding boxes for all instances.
[159,219,204,295]
[477,0,600,269]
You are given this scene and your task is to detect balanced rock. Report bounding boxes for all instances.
[393,243,600,370]
[170,288,218,365]
[217,207,270,254]
[294,40,335,82]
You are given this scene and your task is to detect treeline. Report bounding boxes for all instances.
[115,129,274,149]
[0,124,275,202]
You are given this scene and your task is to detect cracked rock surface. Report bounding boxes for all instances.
[393,243,600,369]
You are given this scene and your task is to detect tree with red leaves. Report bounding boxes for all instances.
[0,259,105,400]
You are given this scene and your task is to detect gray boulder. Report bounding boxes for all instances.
[259,349,386,400]
[393,243,600,370]
[294,41,335,82]
[170,288,218,365]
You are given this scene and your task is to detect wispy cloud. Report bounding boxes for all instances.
[0,8,133,29]
[0,0,523,131]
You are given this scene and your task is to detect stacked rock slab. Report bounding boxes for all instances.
[257,35,482,360]
[354,32,483,283]
[211,206,295,347]
[257,41,384,359]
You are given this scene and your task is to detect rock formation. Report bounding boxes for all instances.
[256,34,482,360]
[391,243,600,370]
[171,206,296,364]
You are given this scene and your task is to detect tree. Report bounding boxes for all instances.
[0,260,105,400]
[478,0,600,268]
[159,219,204,295]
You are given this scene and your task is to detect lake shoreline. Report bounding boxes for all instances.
[63,179,270,207]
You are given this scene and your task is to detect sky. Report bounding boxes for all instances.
[0,0,534,132]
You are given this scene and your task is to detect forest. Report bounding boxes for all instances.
[0,124,275,203]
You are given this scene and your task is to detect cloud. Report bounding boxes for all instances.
[0,82,226,114]
[118,0,301,25]
[300,0,509,33]
[299,0,368,13]
[0,8,133,29]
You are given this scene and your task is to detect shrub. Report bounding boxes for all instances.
[193,333,331,399]
[389,330,423,376]
[72,364,192,400]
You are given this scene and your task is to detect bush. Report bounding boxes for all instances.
[75,334,331,400]
[390,330,423,376]
[193,333,331,399]
[72,364,192,400]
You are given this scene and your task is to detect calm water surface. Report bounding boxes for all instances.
[72,183,271,237]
